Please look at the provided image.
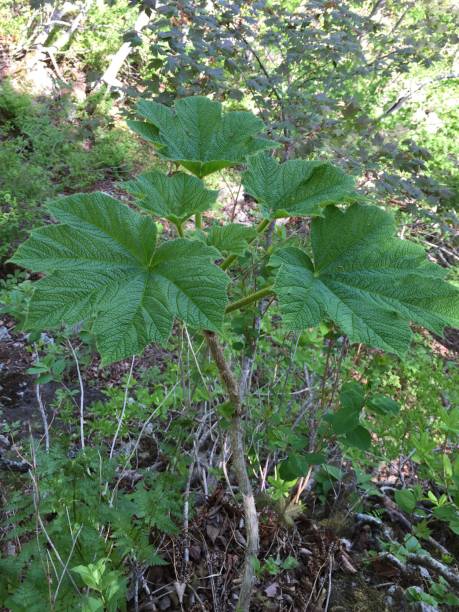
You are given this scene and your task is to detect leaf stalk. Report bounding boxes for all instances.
[225,286,275,314]
[176,222,185,237]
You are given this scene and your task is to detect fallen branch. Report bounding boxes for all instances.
[378,72,459,119]
[93,9,151,90]
[405,553,459,589]
[0,454,30,472]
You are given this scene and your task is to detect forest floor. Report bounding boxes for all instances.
[1,305,459,610]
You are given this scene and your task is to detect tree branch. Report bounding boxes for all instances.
[378,73,459,119]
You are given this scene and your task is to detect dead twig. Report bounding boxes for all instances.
[109,355,136,459]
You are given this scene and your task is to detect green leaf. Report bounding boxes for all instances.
[340,381,365,411]
[72,564,101,591]
[395,489,417,513]
[322,464,343,480]
[206,223,256,256]
[217,400,236,419]
[325,381,365,434]
[325,406,361,434]
[433,503,459,522]
[123,170,218,225]
[10,193,229,365]
[271,204,459,355]
[404,535,421,552]
[343,426,372,450]
[367,395,401,416]
[242,152,355,218]
[127,96,277,178]
[443,454,453,478]
[82,597,104,612]
[279,452,326,479]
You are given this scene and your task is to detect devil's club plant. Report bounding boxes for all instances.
[127,96,277,178]
[10,96,459,611]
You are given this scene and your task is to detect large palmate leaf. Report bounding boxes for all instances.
[123,170,218,226]
[206,223,256,256]
[127,96,277,178]
[272,204,459,355]
[243,152,355,218]
[10,193,229,364]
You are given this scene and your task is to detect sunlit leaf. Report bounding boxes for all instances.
[128,96,277,177]
[271,204,459,355]
[10,193,229,364]
[243,152,355,218]
[123,170,218,225]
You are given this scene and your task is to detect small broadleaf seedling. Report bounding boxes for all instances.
[10,95,459,612]
[123,169,218,235]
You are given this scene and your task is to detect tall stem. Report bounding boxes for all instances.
[195,212,203,229]
[204,331,259,612]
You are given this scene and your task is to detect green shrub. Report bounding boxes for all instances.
[0,82,144,261]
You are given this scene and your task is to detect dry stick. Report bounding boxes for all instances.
[204,331,259,612]
[32,343,50,452]
[67,340,85,450]
[94,8,151,90]
[405,553,459,589]
[183,420,207,565]
[304,557,330,610]
[293,465,313,506]
[53,524,83,604]
[324,553,334,612]
[109,384,178,505]
[381,494,452,558]
[380,551,459,589]
[109,356,136,460]
[35,383,50,453]
[28,468,80,593]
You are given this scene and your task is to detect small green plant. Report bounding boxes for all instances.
[0,447,181,610]
[406,577,459,608]
[71,559,127,612]
[9,95,459,611]
[254,554,299,577]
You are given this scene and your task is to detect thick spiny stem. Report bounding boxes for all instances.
[204,331,259,612]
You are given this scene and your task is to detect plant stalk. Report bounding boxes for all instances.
[220,218,271,271]
[176,222,185,237]
[225,286,274,314]
[195,212,203,229]
[204,331,259,612]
